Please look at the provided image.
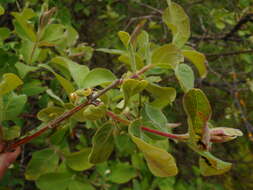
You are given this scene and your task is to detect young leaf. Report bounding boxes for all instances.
[129,121,178,177]
[118,31,130,48]
[151,44,183,69]
[81,68,116,89]
[182,50,207,78]
[82,104,106,120]
[65,148,93,171]
[89,123,114,164]
[162,2,190,48]
[25,148,59,180]
[145,83,176,108]
[12,12,36,42]
[0,73,23,95]
[175,64,194,92]
[122,79,148,108]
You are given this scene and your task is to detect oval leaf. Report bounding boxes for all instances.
[0,73,23,96]
[175,63,194,92]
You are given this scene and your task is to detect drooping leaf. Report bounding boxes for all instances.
[146,83,176,108]
[122,79,148,107]
[0,73,23,96]
[182,50,207,78]
[89,123,114,164]
[0,93,27,121]
[129,121,178,177]
[199,151,232,176]
[65,148,93,171]
[162,2,190,48]
[15,62,38,78]
[108,162,137,184]
[118,31,130,48]
[151,44,183,69]
[81,68,116,89]
[175,64,194,92]
[50,56,89,88]
[183,89,212,148]
[39,64,75,94]
[25,148,59,180]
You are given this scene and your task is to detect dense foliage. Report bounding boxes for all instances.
[0,0,253,189]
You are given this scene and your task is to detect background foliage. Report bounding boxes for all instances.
[0,0,253,189]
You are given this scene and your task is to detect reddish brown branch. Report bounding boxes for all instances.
[3,65,154,152]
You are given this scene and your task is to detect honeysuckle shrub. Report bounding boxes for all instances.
[0,0,247,190]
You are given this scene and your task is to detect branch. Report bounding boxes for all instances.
[206,49,253,57]
[3,65,154,152]
[223,13,253,41]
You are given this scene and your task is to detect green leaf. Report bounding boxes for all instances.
[146,83,176,108]
[199,152,232,176]
[21,80,46,96]
[175,64,194,92]
[118,31,130,48]
[0,93,27,121]
[50,57,89,88]
[12,12,36,41]
[108,162,137,184]
[0,73,23,96]
[89,123,114,164]
[0,5,4,16]
[162,2,190,48]
[25,148,59,180]
[37,172,95,190]
[81,68,116,89]
[183,89,212,146]
[39,64,75,94]
[182,50,207,78]
[68,180,95,190]
[152,44,183,69]
[2,125,20,140]
[122,79,148,107]
[129,121,178,177]
[36,172,72,190]
[20,40,41,64]
[37,106,65,122]
[15,62,38,78]
[83,104,106,120]
[40,24,66,45]
[0,27,10,41]
[65,148,93,171]
[136,31,150,63]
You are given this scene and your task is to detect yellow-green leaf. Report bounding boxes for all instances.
[162,2,190,48]
[0,5,5,16]
[0,73,23,95]
[129,122,178,177]
[182,50,207,78]
[175,64,194,92]
[152,44,183,69]
[118,31,130,48]
[122,79,148,108]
